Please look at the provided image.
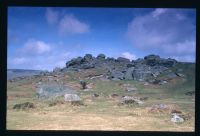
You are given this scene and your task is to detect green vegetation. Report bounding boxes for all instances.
[7,66,195,131]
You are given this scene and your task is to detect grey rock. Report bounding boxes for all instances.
[124,67,135,80]
[144,54,160,66]
[66,57,83,68]
[121,96,143,105]
[97,54,106,60]
[117,57,130,63]
[83,54,93,62]
[171,113,184,123]
[159,80,168,85]
[111,70,124,80]
[126,63,135,68]
[132,66,152,81]
[81,64,95,69]
[175,73,185,77]
[126,87,137,92]
[37,84,76,99]
[159,58,177,67]
[64,94,81,102]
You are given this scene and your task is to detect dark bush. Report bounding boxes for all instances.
[80,81,87,89]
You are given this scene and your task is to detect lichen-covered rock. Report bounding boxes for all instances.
[37,84,76,99]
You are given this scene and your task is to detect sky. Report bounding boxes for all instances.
[8,7,196,71]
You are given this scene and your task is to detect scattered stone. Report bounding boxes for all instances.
[159,80,168,85]
[144,82,149,86]
[148,104,178,114]
[120,96,143,105]
[175,73,185,77]
[92,93,99,97]
[171,113,184,123]
[126,87,137,92]
[13,102,35,110]
[64,94,81,102]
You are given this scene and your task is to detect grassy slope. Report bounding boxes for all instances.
[7,64,195,131]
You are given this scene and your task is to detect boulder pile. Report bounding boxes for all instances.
[63,54,178,81]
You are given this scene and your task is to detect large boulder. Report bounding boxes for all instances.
[111,70,124,80]
[81,64,95,69]
[66,57,83,68]
[144,54,160,66]
[97,54,106,60]
[83,54,93,62]
[117,57,130,63]
[124,67,135,80]
[132,65,152,81]
[159,58,177,67]
[37,84,75,99]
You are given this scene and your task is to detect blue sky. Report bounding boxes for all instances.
[8,7,196,71]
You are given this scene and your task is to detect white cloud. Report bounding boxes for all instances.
[12,57,28,65]
[59,14,89,35]
[45,8,59,25]
[121,52,137,61]
[127,9,196,62]
[170,55,195,62]
[21,39,51,55]
[152,8,168,18]
[163,40,195,55]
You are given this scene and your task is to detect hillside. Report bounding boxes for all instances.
[6,54,195,131]
[7,69,43,80]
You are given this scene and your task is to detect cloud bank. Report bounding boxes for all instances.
[45,8,59,25]
[20,39,51,55]
[121,52,137,61]
[45,8,90,35]
[127,8,196,62]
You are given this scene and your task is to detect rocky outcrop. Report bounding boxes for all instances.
[64,54,179,81]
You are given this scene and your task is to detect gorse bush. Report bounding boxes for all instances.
[80,80,87,89]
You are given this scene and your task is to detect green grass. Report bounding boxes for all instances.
[6,66,195,131]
